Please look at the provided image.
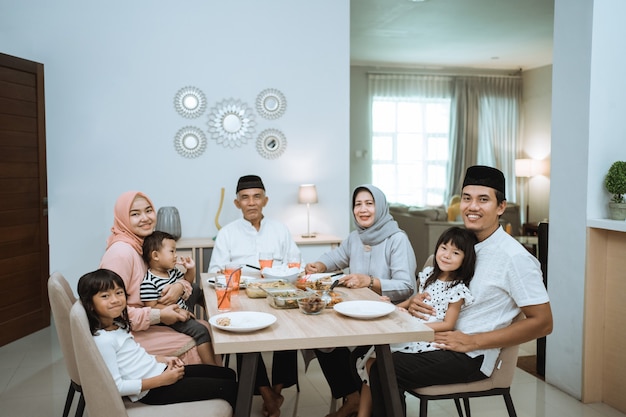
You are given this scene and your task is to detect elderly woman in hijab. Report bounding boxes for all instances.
[304,184,416,417]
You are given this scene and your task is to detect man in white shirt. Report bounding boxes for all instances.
[209,175,299,417]
[369,165,553,416]
[208,175,299,274]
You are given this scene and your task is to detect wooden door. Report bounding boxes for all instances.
[0,52,49,346]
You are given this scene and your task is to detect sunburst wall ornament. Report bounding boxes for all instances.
[256,129,287,159]
[174,126,207,158]
[207,98,256,148]
[256,88,287,120]
[174,86,207,119]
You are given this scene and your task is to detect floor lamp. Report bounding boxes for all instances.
[298,184,318,238]
[515,158,540,226]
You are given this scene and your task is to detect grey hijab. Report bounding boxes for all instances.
[352,185,403,246]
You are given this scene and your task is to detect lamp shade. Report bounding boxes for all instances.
[515,159,543,178]
[298,184,318,204]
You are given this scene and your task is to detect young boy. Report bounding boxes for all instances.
[140,231,216,365]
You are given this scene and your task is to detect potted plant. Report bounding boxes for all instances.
[605,160,626,220]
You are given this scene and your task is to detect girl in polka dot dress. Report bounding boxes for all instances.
[356,226,477,417]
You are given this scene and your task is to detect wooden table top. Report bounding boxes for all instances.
[201,273,433,355]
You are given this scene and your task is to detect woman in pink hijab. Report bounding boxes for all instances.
[100,191,212,364]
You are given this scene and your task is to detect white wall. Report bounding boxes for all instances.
[0,0,351,288]
[521,65,552,224]
[548,0,626,399]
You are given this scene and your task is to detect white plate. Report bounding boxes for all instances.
[333,300,396,319]
[209,311,277,332]
[305,273,343,283]
[207,275,257,289]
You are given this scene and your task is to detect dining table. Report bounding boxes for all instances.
[201,272,434,417]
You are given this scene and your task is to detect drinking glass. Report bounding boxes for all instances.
[287,253,301,269]
[259,252,274,271]
[223,263,242,292]
[215,281,232,312]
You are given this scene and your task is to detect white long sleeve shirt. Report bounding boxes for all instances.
[208,217,300,273]
[93,327,166,401]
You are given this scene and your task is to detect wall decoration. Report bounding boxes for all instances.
[256,88,287,119]
[174,126,207,158]
[174,86,207,119]
[207,99,256,148]
[256,128,287,159]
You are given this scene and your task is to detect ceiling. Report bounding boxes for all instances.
[351,0,554,71]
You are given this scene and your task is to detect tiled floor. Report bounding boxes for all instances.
[1,325,625,417]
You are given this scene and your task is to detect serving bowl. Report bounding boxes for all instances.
[261,266,301,283]
[297,295,327,315]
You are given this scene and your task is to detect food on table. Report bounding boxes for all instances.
[295,275,333,291]
[264,287,311,309]
[297,296,327,314]
[216,317,231,326]
[245,279,292,298]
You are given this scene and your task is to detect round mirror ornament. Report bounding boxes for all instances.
[174,126,207,158]
[256,129,287,159]
[256,88,287,120]
[207,99,256,148]
[174,86,207,119]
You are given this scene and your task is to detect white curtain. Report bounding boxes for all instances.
[367,73,522,204]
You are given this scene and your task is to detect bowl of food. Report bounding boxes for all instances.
[297,295,327,315]
[261,266,301,283]
[264,287,309,309]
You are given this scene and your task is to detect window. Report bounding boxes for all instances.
[371,98,451,206]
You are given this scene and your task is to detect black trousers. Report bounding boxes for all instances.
[236,350,298,394]
[314,346,370,399]
[369,350,487,417]
[140,364,238,408]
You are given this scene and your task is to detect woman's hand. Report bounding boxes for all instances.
[305,262,327,274]
[159,304,187,325]
[339,273,369,288]
[159,282,185,305]
[406,292,436,320]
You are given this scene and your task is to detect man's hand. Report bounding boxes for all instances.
[406,292,436,320]
[433,330,478,353]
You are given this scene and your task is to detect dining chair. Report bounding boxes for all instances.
[69,302,233,417]
[47,272,85,417]
[407,314,524,417]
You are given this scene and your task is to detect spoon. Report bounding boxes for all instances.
[323,276,342,304]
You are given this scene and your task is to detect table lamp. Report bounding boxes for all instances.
[298,184,318,238]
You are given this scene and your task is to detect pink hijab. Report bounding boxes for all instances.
[106,191,155,254]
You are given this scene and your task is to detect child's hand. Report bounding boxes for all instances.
[379,295,391,303]
[177,256,195,270]
[160,365,185,386]
[163,356,185,368]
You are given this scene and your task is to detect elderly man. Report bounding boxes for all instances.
[369,165,553,416]
[209,175,299,417]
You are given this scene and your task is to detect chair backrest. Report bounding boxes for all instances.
[70,302,130,417]
[48,272,80,384]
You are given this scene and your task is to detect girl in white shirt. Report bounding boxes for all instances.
[77,268,237,407]
[356,226,476,417]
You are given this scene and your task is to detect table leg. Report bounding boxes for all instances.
[374,344,403,416]
[234,352,259,417]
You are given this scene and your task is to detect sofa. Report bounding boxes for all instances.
[389,203,521,266]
